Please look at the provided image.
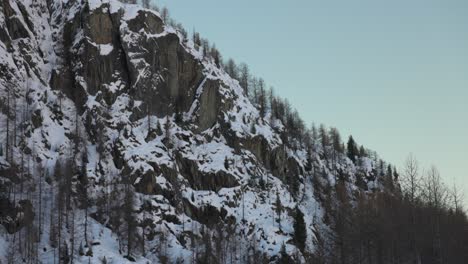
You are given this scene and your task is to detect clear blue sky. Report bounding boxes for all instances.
[153,0,468,206]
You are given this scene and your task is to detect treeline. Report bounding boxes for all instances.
[311,154,468,264]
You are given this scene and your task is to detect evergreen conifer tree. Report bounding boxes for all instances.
[347,136,358,163]
[275,191,282,230]
[293,206,307,251]
[359,145,366,158]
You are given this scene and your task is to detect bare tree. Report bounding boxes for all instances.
[124,187,136,257]
[225,58,238,79]
[400,154,421,263]
[319,124,330,161]
[329,127,342,174]
[424,166,448,264]
[423,166,447,210]
[192,31,201,48]
[258,78,266,118]
[239,63,250,96]
[402,154,420,204]
[5,82,11,161]
[450,182,464,213]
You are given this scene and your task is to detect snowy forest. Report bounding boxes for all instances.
[0,0,467,263]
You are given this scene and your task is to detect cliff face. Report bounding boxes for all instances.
[0,1,387,263]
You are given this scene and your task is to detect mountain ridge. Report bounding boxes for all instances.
[2,1,455,263]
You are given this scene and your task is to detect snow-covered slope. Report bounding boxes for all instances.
[0,1,393,263]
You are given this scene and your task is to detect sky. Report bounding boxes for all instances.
[153,0,468,206]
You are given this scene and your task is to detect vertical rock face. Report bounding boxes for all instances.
[0,1,386,263]
[197,79,220,131]
[60,4,207,117]
[87,9,113,45]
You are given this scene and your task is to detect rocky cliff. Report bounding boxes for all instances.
[0,1,391,263]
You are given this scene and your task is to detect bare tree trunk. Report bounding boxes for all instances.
[13,94,17,148]
[5,85,10,161]
[84,206,88,245]
[70,209,75,264]
[39,165,43,235]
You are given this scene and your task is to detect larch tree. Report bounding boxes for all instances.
[5,82,11,162]
[335,179,351,264]
[225,58,238,79]
[450,182,464,214]
[403,154,420,204]
[250,77,259,104]
[310,123,319,151]
[201,38,210,58]
[319,124,330,161]
[192,31,201,48]
[123,181,137,258]
[329,127,343,174]
[239,63,250,96]
[424,166,447,210]
[402,154,422,263]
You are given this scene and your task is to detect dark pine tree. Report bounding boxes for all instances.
[77,152,90,244]
[275,191,282,230]
[359,145,366,158]
[346,136,358,163]
[293,206,307,252]
[224,156,229,170]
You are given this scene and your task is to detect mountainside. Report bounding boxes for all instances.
[4,1,463,264]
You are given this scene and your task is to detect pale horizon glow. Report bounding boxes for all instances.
[154,0,468,207]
